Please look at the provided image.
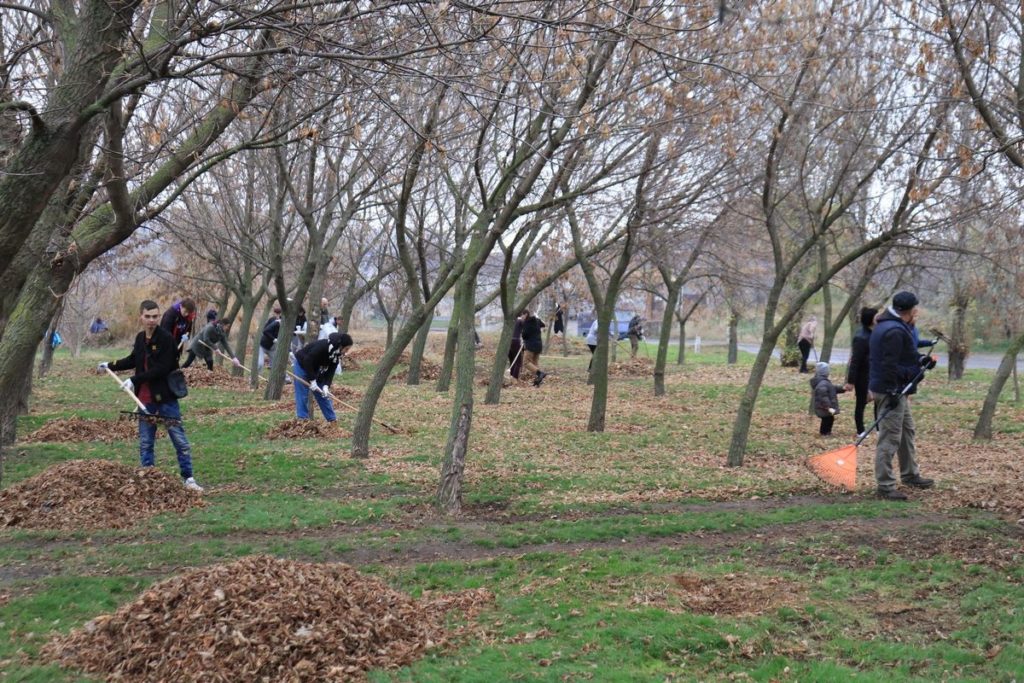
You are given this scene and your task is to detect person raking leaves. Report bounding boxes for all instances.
[98,299,203,492]
[292,332,353,422]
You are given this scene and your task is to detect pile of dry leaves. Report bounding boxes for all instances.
[181,366,254,391]
[607,358,654,378]
[45,555,493,682]
[265,419,352,440]
[391,359,441,382]
[665,573,803,617]
[22,417,140,443]
[346,346,409,364]
[0,460,202,530]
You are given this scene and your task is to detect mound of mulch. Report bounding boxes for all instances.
[391,359,441,382]
[0,460,202,530]
[265,419,352,440]
[45,555,493,682]
[22,417,143,443]
[607,358,654,378]
[181,366,254,391]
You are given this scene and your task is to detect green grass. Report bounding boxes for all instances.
[2,345,1022,681]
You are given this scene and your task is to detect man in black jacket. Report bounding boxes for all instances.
[293,332,353,421]
[258,304,282,370]
[845,306,878,437]
[159,297,196,359]
[520,309,547,386]
[868,291,936,501]
[99,300,202,492]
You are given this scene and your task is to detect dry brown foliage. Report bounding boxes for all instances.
[182,366,254,391]
[265,419,352,440]
[22,417,141,443]
[0,460,202,530]
[665,573,804,617]
[607,358,654,378]
[390,359,441,382]
[45,555,493,682]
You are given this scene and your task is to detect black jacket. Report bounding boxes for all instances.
[260,317,281,350]
[846,326,871,389]
[109,326,179,404]
[159,304,193,343]
[295,338,339,386]
[869,310,923,396]
[521,316,545,353]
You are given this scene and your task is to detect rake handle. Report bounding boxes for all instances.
[286,364,400,435]
[104,366,150,414]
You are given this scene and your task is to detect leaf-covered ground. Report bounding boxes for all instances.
[2,335,1022,681]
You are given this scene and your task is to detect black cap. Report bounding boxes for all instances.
[892,291,919,312]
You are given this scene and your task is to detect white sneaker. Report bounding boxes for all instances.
[856,432,868,440]
[184,477,204,492]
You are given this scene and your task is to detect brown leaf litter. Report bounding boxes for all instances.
[21,417,141,443]
[664,573,803,616]
[265,419,352,440]
[44,555,493,682]
[181,366,255,391]
[390,359,441,382]
[0,459,203,530]
[607,358,654,378]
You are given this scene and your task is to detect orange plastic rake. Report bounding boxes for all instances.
[807,443,859,491]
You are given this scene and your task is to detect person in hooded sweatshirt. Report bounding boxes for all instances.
[292,332,353,421]
[810,361,845,436]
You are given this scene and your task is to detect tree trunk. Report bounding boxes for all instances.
[436,310,459,393]
[727,311,739,365]
[779,317,802,367]
[561,302,570,357]
[726,340,777,466]
[677,319,686,366]
[436,276,478,513]
[973,333,1024,440]
[653,282,681,397]
[406,313,433,386]
[948,293,970,381]
[484,310,516,404]
[586,310,615,432]
[818,242,834,362]
[37,303,64,379]
[234,297,258,378]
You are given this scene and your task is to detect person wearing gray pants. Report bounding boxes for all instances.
[868,291,937,501]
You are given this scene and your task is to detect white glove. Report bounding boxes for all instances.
[121,378,134,391]
[182,333,189,343]
[828,408,836,415]
[294,327,304,335]
[309,380,323,395]
[97,362,108,374]
[231,357,242,367]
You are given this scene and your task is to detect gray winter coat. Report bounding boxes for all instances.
[810,365,844,418]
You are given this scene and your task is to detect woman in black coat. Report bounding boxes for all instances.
[845,306,878,436]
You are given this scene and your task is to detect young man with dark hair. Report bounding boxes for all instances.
[183,315,242,371]
[99,300,202,492]
[293,332,353,421]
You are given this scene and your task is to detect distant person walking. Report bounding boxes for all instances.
[845,306,878,437]
[258,304,282,370]
[520,309,547,386]
[797,315,817,373]
[627,314,645,359]
[586,317,616,371]
[553,303,565,336]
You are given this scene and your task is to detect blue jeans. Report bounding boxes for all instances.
[293,358,336,421]
[139,400,193,479]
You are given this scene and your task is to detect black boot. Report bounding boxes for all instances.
[902,475,934,489]
[876,488,908,501]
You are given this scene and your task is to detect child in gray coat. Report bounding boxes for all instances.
[810,361,845,436]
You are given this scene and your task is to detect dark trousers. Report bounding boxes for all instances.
[854,383,869,434]
[798,339,812,372]
[819,415,834,435]
[182,350,213,371]
[587,344,597,370]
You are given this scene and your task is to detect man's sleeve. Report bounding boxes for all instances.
[108,348,136,372]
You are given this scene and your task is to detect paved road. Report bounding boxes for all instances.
[719,341,1021,372]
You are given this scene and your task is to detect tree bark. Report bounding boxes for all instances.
[406,313,433,386]
[436,275,478,513]
[948,290,970,380]
[436,311,459,393]
[677,318,685,365]
[653,281,681,396]
[973,333,1024,440]
[727,310,739,365]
